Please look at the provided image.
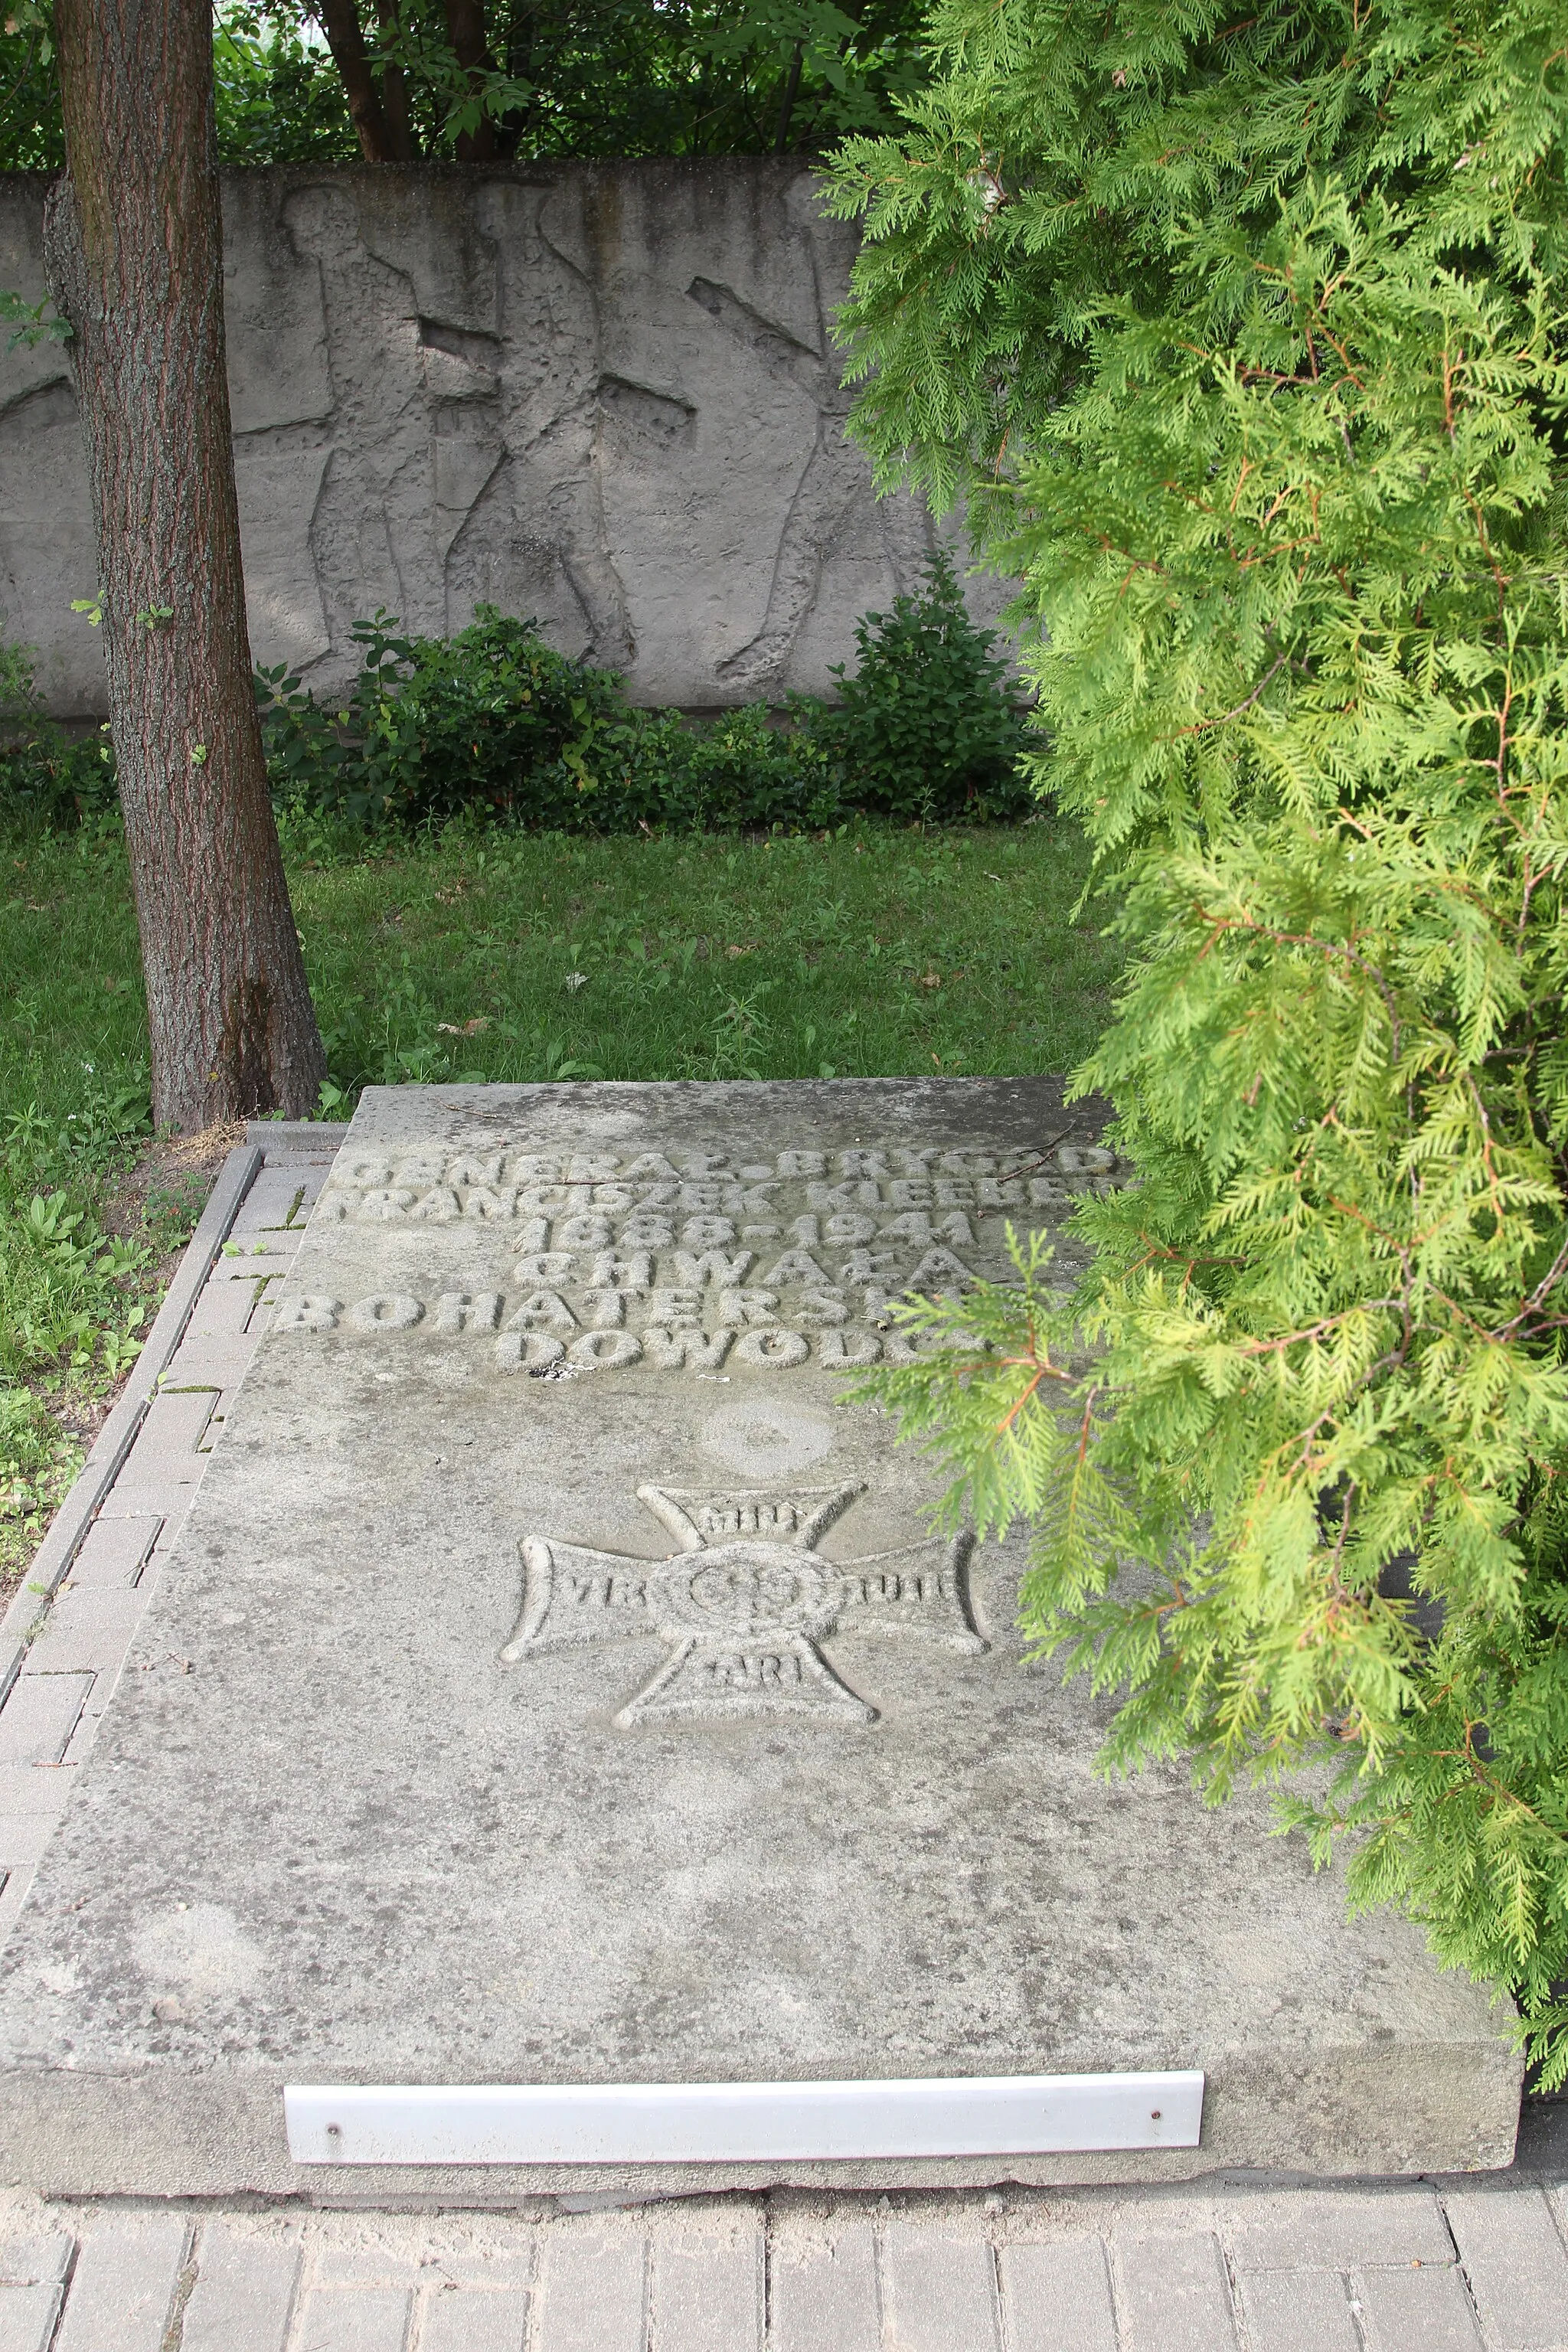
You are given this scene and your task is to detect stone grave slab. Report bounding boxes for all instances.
[0,1080,1521,2195]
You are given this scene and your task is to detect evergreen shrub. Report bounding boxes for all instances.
[831,0,1568,2078]
[819,548,1029,819]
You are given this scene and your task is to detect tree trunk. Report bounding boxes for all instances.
[317,0,401,162]
[773,41,805,152]
[446,0,497,160]
[375,0,418,162]
[46,0,326,1135]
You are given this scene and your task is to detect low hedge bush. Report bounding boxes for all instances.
[256,552,1027,833]
[3,557,1028,835]
[256,616,850,834]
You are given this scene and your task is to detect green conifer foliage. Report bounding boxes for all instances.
[828,2,1568,2079]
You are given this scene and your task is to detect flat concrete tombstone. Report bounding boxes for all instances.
[0,1081,1521,2196]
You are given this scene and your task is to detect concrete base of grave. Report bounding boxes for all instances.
[0,1081,1521,2196]
[0,2046,1523,2202]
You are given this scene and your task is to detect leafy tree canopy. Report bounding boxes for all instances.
[829,1,1568,2084]
[0,0,928,170]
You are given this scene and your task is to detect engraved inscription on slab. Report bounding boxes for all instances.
[501,1481,984,1725]
[276,1131,1132,1377]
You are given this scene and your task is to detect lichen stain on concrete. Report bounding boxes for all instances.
[130,1901,267,2000]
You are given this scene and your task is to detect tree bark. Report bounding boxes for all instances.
[317,0,401,162]
[773,39,805,153]
[375,0,418,161]
[46,0,326,1134]
[446,0,497,159]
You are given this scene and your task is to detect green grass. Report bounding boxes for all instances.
[286,815,1116,1094]
[0,810,1120,1582]
[5,815,1116,1113]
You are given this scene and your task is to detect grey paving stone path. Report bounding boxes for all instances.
[0,1123,1563,2347]
[0,2184,1564,2349]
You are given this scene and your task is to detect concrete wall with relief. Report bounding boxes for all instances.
[0,160,1003,719]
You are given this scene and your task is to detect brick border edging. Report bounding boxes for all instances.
[0,1140,265,1704]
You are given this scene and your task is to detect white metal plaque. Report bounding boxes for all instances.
[284,2070,1204,2164]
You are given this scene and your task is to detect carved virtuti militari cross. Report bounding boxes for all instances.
[500,1484,985,1725]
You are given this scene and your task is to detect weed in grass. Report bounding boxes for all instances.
[139,1174,212,1255]
[699,989,773,1082]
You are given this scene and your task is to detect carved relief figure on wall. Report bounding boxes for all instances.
[444,178,635,670]
[282,182,448,658]
[694,191,936,697]
[0,165,987,719]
